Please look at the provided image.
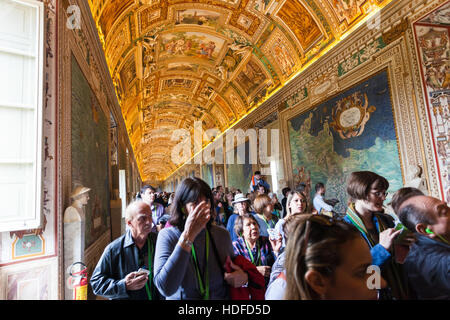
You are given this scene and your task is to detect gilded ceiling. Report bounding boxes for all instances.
[88,0,393,184]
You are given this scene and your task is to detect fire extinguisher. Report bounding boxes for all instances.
[66,262,88,300]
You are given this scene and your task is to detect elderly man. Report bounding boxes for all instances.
[90,200,161,300]
[397,195,450,299]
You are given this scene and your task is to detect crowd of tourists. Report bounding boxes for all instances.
[90,170,450,300]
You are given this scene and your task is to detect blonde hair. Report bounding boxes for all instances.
[285,191,308,217]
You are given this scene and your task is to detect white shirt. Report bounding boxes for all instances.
[313,194,333,214]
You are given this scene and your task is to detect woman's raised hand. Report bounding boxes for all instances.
[183,201,211,242]
[379,228,402,251]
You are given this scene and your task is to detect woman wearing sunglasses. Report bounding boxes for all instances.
[153,177,248,300]
[344,171,414,300]
[284,214,385,299]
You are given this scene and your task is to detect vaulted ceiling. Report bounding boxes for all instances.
[88,0,393,185]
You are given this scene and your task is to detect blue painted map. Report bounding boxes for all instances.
[288,70,403,213]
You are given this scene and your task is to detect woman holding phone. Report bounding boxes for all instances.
[344,171,415,300]
[153,177,248,300]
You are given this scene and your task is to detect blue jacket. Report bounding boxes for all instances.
[344,211,410,299]
[403,235,450,299]
[90,229,161,300]
[343,214,392,266]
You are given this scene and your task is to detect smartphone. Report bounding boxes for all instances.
[394,223,410,242]
[137,268,150,276]
[267,228,279,241]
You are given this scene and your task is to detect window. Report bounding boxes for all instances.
[0,0,44,232]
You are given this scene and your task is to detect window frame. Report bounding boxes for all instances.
[0,0,44,232]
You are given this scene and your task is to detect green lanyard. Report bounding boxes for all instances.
[346,204,383,247]
[261,214,275,229]
[191,230,210,300]
[144,238,154,300]
[244,238,261,266]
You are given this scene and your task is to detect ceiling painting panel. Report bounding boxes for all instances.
[275,0,324,51]
[88,0,395,184]
[233,57,272,103]
[261,27,301,82]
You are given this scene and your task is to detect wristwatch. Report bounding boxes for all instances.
[179,234,193,248]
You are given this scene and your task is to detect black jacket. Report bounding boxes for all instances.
[403,235,450,299]
[90,229,162,300]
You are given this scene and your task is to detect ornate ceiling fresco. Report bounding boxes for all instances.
[87,0,393,184]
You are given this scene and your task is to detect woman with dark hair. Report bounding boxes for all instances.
[232,214,281,285]
[344,171,414,300]
[284,214,384,299]
[153,177,248,300]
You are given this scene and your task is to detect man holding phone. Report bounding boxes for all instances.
[90,200,162,300]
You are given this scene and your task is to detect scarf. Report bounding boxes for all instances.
[346,203,409,300]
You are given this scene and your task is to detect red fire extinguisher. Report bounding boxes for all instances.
[67,262,88,300]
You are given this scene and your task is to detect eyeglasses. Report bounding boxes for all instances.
[370,191,388,198]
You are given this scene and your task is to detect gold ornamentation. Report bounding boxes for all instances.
[329,92,376,139]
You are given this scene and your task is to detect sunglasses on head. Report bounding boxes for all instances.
[300,215,338,256]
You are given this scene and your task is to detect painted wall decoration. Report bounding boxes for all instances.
[201,164,214,187]
[215,164,225,187]
[276,0,323,50]
[175,9,221,28]
[87,0,398,184]
[12,235,45,260]
[287,70,403,214]
[71,56,111,249]
[326,0,365,25]
[338,37,386,77]
[414,2,450,202]
[159,31,226,62]
[226,140,254,193]
[7,264,50,299]
[269,36,297,79]
[119,54,137,91]
[234,58,269,100]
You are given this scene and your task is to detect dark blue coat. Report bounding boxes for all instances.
[90,229,161,300]
[403,235,450,299]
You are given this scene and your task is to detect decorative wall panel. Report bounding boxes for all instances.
[286,69,402,214]
[413,1,450,202]
[71,55,111,249]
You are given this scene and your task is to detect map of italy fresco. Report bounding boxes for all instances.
[288,70,403,214]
